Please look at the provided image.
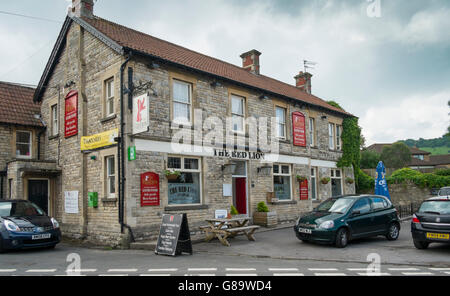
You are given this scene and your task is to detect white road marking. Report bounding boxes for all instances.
[0,269,17,272]
[26,269,57,273]
[99,274,128,276]
[309,268,339,271]
[314,273,347,276]
[347,268,369,271]
[357,273,391,276]
[185,274,216,276]
[226,273,258,276]
[148,268,178,272]
[402,272,434,276]
[226,268,257,271]
[429,268,450,271]
[444,272,450,275]
[273,273,304,276]
[66,269,97,273]
[269,268,299,271]
[188,268,218,271]
[140,274,171,276]
[388,268,420,271]
[107,268,138,273]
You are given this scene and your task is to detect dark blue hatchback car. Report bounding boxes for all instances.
[0,200,61,253]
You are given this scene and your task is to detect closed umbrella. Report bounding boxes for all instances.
[375,161,391,200]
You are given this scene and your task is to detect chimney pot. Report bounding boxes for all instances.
[294,71,313,94]
[70,0,94,19]
[240,49,262,75]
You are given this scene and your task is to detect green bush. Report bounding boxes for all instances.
[257,201,269,213]
[387,168,450,189]
[230,205,239,215]
[435,168,450,176]
[356,168,374,193]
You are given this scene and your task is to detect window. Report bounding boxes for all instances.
[352,198,371,215]
[105,78,115,116]
[371,197,389,210]
[275,106,286,139]
[273,164,292,201]
[311,167,318,200]
[309,118,315,147]
[413,155,424,161]
[331,169,342,197]
[336,125,342,151]
[106,156,116,198]
[8,179,12,199]
[167,156,201,205]
[173,80,192,125]
[51,104,58,136]
[328,123,335,150]
[16,131,32,158]
[231,95,245,132]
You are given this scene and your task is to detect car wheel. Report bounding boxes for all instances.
[386,223,400,241]
[413,239,429,250]
[335,228,349,248]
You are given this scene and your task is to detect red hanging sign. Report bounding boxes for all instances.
[64,91,78,138]
[300,179,309,200]
[141,172,160,206]
[292,111,306,147]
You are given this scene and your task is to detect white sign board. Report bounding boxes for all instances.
[64,191,79,214]
[132,94,149,135]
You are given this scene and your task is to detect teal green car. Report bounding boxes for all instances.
[294,195,400,248]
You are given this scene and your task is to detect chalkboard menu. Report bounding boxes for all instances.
[155,213,193,256]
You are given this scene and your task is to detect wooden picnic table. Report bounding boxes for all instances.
[201,217,260,247]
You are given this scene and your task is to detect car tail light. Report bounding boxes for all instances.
[412,214,420,224]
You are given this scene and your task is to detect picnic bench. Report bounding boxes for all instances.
[201,217,260,247]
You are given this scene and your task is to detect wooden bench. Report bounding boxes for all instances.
[200,224,260,247]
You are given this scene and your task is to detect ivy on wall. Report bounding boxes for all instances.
[337,116,362,186]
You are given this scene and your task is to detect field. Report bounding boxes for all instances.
[420,146,450,155]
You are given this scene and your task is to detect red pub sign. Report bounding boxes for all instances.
[64,91,78,138]
[300,179,309,200]
[292,111,306,147]
[141,172,160,206]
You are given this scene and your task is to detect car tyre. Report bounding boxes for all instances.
[413,239,429,250]
[335,228,349,248]
[386,223,400,241]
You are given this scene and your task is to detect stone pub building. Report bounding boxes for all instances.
[13,0,356,246]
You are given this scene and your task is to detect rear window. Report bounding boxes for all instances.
[418,201,450,215]
[438,188,450,196]
[0,202,45,217]
[371,197,391,210]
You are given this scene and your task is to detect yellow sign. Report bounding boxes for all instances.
[81,129,118,151]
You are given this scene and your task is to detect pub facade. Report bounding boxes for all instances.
[31,0,355,246]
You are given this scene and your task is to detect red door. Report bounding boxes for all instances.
[235,178,247,215]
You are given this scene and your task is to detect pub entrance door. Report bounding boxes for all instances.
[232,161,248,215]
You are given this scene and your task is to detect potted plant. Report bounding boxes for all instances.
[230,205,239,216]
[164,169,181,181]
[320,177,331,185]
[253,201,277,228]
[296,175,307,183]
[346,177,354,184]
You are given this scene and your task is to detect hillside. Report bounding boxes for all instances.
[400,136,450,155]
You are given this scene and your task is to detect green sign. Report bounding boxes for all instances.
[88,192,98,208]
[128,146,136,161]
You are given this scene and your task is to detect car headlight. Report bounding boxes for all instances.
[4,220,20,232]
[318,220,335,229]
[51,218,60,229]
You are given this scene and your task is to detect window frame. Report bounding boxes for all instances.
[231,94,246,134]
[309,117,315,147]
[15,130,32,159]
[328,123,335,150]
[275,106,287,139]
[51,104,59,136]
[105,77,115,117]
[172,79,193,126]
[311,167,318,201]
[336,125,342,151]
[105,155,116,199]
[330,168,343,197]
[273,163,293,201]
[167,156,203,206]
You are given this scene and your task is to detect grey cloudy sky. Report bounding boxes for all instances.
[0,0,449,145]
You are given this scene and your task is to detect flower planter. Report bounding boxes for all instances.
[253,211,278,228]
[166,174,179,181]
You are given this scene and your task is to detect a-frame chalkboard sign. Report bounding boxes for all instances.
[155,213,193,256]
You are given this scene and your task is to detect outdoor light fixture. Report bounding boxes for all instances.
[321,115,328,120]
[210,81,222,88]
[147,61,160,69]
[64,80,75,88]
[257,165,272,176]
[259,94,269,100]
[221,162,237,174]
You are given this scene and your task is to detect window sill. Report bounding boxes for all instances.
[49,134,59,140]
[100,114,117,123]
[102,198,118,203]
[164,204,209,211]
[271,200,297,205]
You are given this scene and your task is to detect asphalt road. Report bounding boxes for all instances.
[1,221,449,276]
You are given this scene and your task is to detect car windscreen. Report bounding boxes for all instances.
[0,202,45,217]
[418,201,450,215]
[438,188,450,196]
[315,198,355,214]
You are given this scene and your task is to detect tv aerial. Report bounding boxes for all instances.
[303,60,317,72]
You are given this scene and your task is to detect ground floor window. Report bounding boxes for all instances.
[331,169,342,197]
[106,156,116,198]
[273,164,292,201]
[167,156,201,205]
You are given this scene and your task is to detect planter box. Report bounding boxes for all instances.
[253,211,277,228]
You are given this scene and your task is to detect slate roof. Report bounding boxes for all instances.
[0,81,43,127]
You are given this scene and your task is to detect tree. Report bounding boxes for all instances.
[360,150,380,169]
[380,142,411,169]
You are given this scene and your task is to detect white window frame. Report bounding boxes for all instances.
[273,163,293,201]
[328,123,335,150]
[231,94,246,133]
[106,155,116,199]
[275,106,287,139]
[331,168,343,197]
[16,130,32,159]
[309,117,315,147]
[172,79,193,125]
[336,125,342,151]
[167,156,202,205]
[311,167,318,200]
[105,78,115,117]
[51,104,58,136]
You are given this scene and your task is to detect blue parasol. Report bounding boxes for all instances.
[375,161,391,200]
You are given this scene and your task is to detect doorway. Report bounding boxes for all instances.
[232,161,248,215]
[28,179,49,214]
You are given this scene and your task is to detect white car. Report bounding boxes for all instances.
[438,187,450,197]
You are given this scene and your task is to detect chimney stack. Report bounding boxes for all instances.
[294,71,313,94]
[240,49,261,75]
[69,0,94,19]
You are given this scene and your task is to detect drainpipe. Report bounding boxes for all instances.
[119,52,135,242]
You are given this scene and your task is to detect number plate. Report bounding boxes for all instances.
[32,233,52,240]
[426,233,449,240]
[298,228,312,234]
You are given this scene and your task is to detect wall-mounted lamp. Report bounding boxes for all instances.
[64,80,75,88]
[147,61,160,69]
[257,165,272,176]
[321,115,328,120]
[210,81,222,88]
[259,94,269,100]
[221,162,237,174]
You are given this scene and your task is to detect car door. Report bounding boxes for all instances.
[369,196,391,234]
[347,198,372,238]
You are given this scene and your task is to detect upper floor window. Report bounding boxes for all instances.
[16,131,32,159]
[309,118,315,147]
[328,123,335,150]
[51,104,58,136]
[336,125,342,151]
[231,95,245,133]
[105,78,115,116]
[172,80,192,125]
[275,106,286,139]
